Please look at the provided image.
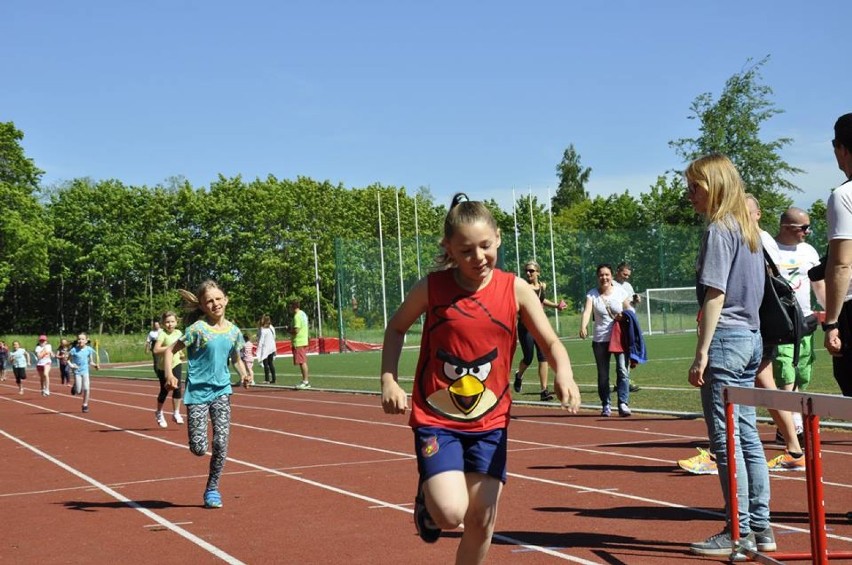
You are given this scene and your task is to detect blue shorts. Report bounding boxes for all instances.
[413,426,508,484]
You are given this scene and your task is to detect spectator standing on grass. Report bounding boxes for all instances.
[69,333,99,413]
[145,321,161,373]
[381,193,580,564]
[35,334,53,397]
[163,280,249,509]
[579,263,633,417]
[512,259,567,402]
[289,299,311,389]
[257,314,277,384]
[685,154,774,557]
[152,311,186,428]
[0,340,8,382]
[823,113,852,397]
[613,261,641,393]
[10,341,28,395]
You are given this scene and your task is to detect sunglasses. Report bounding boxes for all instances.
[525,269,538,273]
[784,224,811,233]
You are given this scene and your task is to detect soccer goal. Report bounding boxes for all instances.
[641,287,697,335]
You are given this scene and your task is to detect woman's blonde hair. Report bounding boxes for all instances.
[685,154,760,252]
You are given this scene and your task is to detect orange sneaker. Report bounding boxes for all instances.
[767,451,805,472]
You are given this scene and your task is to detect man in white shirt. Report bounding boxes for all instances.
[773,207,825,394]
[614,262,640,393]
[823,113,852,397]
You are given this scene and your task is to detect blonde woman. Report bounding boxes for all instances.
[685,154,772,557]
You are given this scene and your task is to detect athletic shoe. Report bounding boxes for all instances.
[81,405,89,413]
[601,405,612,417]
[296,381,312,390]
[513,371,523,393]
[414,488,441,543]
[677,447,718,475]
[156,411,168,428]
[690,529,755,556]
[540,389,554,402]
[173,412,184,425]
[618,402,632,417]
[752,526,776,552]
[767,451,805,472]
[629,380,640,392]
[204,489,222,509]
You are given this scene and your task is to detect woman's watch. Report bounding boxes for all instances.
[822,321,840,332]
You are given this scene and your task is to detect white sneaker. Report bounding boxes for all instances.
[296,381,312,390]
[155,411,168,428]
[173,412,184,425]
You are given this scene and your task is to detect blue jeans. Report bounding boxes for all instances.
[592,341,628,407]
[700,327,769,533]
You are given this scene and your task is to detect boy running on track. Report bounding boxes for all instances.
[380,193,581,565]
[164,280,249,509]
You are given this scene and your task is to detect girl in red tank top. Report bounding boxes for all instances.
[380,193,581,562]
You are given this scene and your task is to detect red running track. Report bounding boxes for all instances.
[2,374,852,564]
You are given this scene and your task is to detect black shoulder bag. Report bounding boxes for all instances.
[759,248,808,366]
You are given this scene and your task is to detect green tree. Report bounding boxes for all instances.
[639,175,700,227]
[0,122,51,300]
[553,144,592,213]
[669,57,801,221]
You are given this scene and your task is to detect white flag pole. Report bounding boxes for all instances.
[413,193,422,279]
[512,188,520,276]
[377,192,388,329]
[313,242,323,337]
[547,188,559,332]
[528,187,537,262]
[395,188,405,302]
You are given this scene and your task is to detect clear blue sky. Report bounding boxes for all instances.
[2,1,850,213]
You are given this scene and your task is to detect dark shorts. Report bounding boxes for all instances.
[292,346,307,365]
[413,426,508,484]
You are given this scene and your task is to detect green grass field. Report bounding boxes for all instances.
[76,330,842,418]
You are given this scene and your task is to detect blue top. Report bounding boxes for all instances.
[182,320,244,405]
[69,345,97,375]
[10,349,28,369]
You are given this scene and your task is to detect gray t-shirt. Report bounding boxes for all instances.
[695,220,765,329]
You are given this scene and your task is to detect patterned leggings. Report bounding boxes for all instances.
[187,394,231,492]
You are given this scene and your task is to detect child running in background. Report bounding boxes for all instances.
[56,339,71,386]
[35,335,54,396]
[10,341,28,395]
[152,311,186,428]
[0,340,9,382]
[164,280,249,509]
[240,333,256,386]
[380,193,581,564]
[69,333,99,413]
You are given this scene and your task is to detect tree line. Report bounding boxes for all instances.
[1,57,824,336]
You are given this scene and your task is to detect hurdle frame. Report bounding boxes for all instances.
[724,386,852,564]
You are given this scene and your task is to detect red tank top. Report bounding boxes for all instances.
[409,268,517,431]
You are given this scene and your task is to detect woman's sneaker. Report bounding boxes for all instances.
[690,529,755,556]
[601,405,612,417]
[767,451,805,472]
[752,526,776,552]
[513,372,523,393]
[540,389,554,401]
[156,411,168,428]
[618,402,632,417]
[173,412,184,425]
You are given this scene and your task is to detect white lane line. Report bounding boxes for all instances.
[0,428,246,565]
[6,394,852,552]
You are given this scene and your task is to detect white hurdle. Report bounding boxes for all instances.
[724,386,852,564]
